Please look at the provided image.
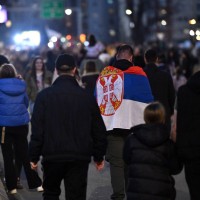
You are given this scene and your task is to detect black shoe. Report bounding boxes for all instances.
[16,180,23,189]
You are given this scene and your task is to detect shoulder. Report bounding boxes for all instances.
[45,70,53,78]
[125,132,138,144]
[150,68,173,81]
[124,66,147,76]
[0,78,25,85]
[165,139,176,153]
[25,74,35,83]
[177,84,188,95]
[36,86,51,99]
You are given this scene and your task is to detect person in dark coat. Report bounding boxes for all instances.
[176,71,200,200]
[144,49,175,132]
[156,53,171,74]
[123,102,182,200]
[29,53,107,200]
[0,55,9,66]
[81,61,99,94]
[133,55,145,69]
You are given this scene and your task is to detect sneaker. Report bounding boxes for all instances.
[36,186,44,192]
[9,189,17,194]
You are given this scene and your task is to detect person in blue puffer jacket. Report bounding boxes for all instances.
[0,63,43,194]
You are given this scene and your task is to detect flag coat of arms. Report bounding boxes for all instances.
[96,66,154,131]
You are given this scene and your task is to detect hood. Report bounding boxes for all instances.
[187,71,200,94]
[0,78,26,96]
[113,59,133,71]
[132,123,169,147]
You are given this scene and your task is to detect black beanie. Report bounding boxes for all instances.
[0,55,9,66]
[55,54,76,71]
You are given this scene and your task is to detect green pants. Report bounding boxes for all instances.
[106,134,128,200]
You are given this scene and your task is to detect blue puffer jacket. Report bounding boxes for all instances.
[0,78,30,126]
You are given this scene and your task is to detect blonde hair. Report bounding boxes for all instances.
[0,64,17,78]
[144,102,165,124]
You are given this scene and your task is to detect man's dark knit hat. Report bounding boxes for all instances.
[55,54,76,71]
[0,55,9,66]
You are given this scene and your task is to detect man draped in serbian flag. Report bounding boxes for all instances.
[96,44,153,200]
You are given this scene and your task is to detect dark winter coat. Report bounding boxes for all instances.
[144,63,175,126]
[82,72,99,94]
[123,123,182,200]
[29,75,107,163]
[176,71,200,161]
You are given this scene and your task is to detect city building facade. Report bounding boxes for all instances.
[0,0,200,46]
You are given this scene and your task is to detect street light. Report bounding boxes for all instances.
[189,19,196,25]
[188,18,197,42]
[5,20,12,27]
[196,35,200,41]
[65,9,72,16]
[189,30,195,36]
[196,30,200,36]
[161,20,167,26]
[64,7,82,36]
[125,9,132,15]
[160,9,167,15]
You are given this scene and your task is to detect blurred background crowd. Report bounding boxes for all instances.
[0,0,200,100]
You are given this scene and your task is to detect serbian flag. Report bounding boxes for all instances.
[96,66,154,131]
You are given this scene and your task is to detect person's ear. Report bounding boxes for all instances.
[156,57,159,63]
[129,56,133,63]
[72,67,77,75]
[116,53,119,60]
[144,57,147,64]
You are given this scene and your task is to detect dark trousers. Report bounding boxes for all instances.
[0,125,42,190]
[42,161,89,200]
[184,160,200,200]
[106,134,128,200]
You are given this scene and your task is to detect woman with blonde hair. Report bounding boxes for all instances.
[0,64,43,194]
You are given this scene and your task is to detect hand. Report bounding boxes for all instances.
[95,161,104,171]
[170,111,177,142]
[171,123,176,142]
[30,162,38,170]
[16,74,23,80]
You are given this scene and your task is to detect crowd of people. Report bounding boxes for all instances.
[0,34,200,200]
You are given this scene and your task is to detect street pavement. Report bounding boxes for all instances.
[0,157,190,200]
[0,130,190,200]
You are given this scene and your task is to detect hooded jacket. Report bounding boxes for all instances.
[123,123,182,200]
[176,71,200,161]
[0,78,29,126]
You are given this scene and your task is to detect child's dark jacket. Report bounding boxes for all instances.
[123,123,182,200]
